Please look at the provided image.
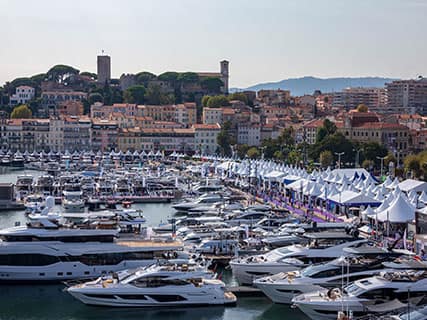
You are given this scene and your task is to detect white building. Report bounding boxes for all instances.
[193,123,221,155]
[202,108,223,125]
[237,123,261,146]
[9,86,35,105]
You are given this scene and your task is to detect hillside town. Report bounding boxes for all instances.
[0,55,427,180]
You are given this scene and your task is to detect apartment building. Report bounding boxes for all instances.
[193,123,221,155]
[385,78,427,115]
[237,123,261,146]
[91,119,118,152]
[332,87,386,112]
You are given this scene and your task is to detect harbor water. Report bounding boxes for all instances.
[0,168,309,320]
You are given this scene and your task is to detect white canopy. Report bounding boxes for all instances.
[398,179,427,194]
[376,194,415,223]
[328,190,381,206]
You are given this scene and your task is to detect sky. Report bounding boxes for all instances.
[0,0,426,88]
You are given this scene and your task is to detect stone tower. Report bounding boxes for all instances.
[97,54,111,84]
[220,60,229,94]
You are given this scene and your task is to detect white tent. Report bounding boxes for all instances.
[398,179,427,194]
[328,190,381,206]
[419,191,427,204]
[376,194,415,223]
[263,170,286,181]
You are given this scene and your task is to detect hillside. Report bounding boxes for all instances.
[231,76,398,96]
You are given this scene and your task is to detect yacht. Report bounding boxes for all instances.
[172,193,225,212]
[0,221,184,283]
[62,183,85,212]
[67,263,236,307]
[226,211,270,226]
[254,255,395,304]
[230,233,367,285]
[15,175,34,200]
[292,271,427,320]
[23,194,46,214]
[11,152,25,168]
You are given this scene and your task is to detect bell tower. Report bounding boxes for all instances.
[220,60,229,94]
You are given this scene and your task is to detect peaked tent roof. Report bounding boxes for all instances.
[376,194,415,223]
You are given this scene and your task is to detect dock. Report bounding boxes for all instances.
[227,286,265,297]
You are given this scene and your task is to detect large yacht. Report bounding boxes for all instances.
[172,193,225,212]
[67,263,236,307]
[0,220,184,283]
[230,233,367,285]
[62,183,85,212]
[292,271,427,320]
[254,254,401,304]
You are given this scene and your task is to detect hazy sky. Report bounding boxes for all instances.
[1,0,426,88]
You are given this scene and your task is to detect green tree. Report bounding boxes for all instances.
[123,85,146,104]
[316,119,337,143]
[288,150,302,165]
[362,159,374,170]
[356,104,368,112]
[136,71,156,86]
[236,144,249,158]
[11,105,32,119]
[177,72,199,83]
[228,92,248,105]
[201,77,224,93]
[88,93,104,105]
[404,154,421,178]
[201,95,211,107]
[319,150,333,168]
[46,64,79,83]
[246,147,260,159]
[206,95,229,108]
[361,142,388,167]
[80,72,97,80]
[216,121,233,156]
[310,132,355,166]
[144,84,174,105]
[158,72,179,83]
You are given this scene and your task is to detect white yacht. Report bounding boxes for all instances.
[230,233,367,285]
[24,194,46,214]
[62,186,85,213]
[67,263,236,307]
[0,221,184,283]
[172,193,224,212]
[292,271,427,320]
[254,255,393,304]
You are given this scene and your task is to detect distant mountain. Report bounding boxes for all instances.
[231,76,398,96]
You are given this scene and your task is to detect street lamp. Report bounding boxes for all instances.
[377,156,387,179]
[335,152,344,169]
[353,148,363,168]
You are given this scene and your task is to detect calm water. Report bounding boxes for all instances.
[0,168,309,320]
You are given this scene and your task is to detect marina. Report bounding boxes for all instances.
[0,153,427,320]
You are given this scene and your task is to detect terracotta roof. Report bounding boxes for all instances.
[356,122,409,130]
[303,119,324,128]
[192,123,221,130]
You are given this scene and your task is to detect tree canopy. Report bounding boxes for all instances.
[47,64,79,83]
[158,72,179,83]
[177,72,199,83]
[204,95,229,108]
[136,72,157,85]
[123,85,146,104]
[356,104,368,112]
[216,121,234,156]
[11,104,32,119]
[144,84,175,105]
[201,77,223,93]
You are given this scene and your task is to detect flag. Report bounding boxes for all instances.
[403,228,407,250]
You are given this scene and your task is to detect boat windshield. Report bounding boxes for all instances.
[400,307,427,320]
[343,283,364,296]
[301,264,334,277]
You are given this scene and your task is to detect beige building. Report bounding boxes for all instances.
[202,108,223,124]
[193,123,221,155]
[385,78,427,115]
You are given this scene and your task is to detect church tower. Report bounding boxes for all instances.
[220,60,229,94]
[97,53,111,84]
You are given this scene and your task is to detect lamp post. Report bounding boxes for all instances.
[335,152,344,169]
[353,148,363,168]
[377,156,386,179]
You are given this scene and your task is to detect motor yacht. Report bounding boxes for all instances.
[67,263,236,307]
[0,219,184,283]
[172,193,225,212]
[292,271,427,320]
[254,255,396,304]
[230,233,367,285]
